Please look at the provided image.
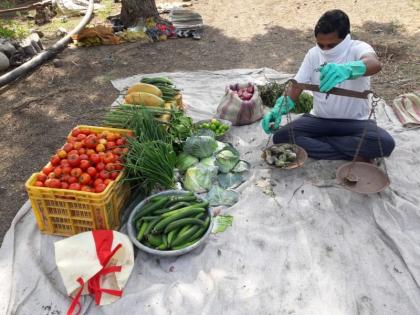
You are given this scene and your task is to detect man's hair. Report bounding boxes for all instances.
[314,10,350,39]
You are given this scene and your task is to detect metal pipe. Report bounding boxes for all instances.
[0,0,94,88]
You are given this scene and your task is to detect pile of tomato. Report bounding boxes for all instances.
[34,128,130,193]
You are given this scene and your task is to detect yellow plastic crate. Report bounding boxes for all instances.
[25,125,132,237]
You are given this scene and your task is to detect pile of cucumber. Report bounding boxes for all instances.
[132,192,211,251]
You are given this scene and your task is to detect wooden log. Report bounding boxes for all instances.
[0,0,94,87]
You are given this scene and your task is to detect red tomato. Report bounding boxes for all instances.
[37,173,47,182]
[114,162,124,171]
[68,153,80,167]
[44,179,53,187]
[96,143,106,152]
[61,174,71,183]
[61,182,69,189]
[109,172,119,180]
[96,162,105,172]
[84,134,98,149]
[68,176,78,184]
[54,167,63,177]
[62,166,72,175]
[94,178,103,186]
[105,163,115,172]
[71,128,81,137]
[68,150,79,155]
[106,141,116,150]
[122,148,129,154]
[81,185,93,192]
[103,152,115,164]
[76,133,87,141]
[73,142,83,150]
[57,150,67,159]
[79,154,89,161]
[87,167,97,177]
[86,149,96,156]
[50,155,61,166]
[67,136,77,144]
[99,138,107,145]
[104,179,112,185]
[80,160,90,170]
[34,181,44,187]
[63,143,74,152]
[112,147,123,155]
[116,138,124,146]
[106,133,118,142]
[60,159,70,167]
[42,165,54,175]
[79,173,91,185]
[94,183,107,193]
[49,179,62,189]
[70,168,82,178]
[80,129,91,136]
[78,148,86,155]
[99,170,109,180]
[48,172,57,179]
[89,153,100,164]
[69,183,81,190]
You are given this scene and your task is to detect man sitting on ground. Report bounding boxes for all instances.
[261,9,395,161]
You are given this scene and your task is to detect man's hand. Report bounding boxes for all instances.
[319,61,366,92]
[261,96,295,134]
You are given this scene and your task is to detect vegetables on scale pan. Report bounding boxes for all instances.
[132,192,211,250]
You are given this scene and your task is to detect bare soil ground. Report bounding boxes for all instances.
[0,0,418,241]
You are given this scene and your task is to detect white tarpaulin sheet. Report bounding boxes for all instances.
[1,68,420,315]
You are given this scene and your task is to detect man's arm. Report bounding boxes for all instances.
[361,53,382,76]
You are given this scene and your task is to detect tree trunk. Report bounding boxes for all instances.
[120,0,159,28]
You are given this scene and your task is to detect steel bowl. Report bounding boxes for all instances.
[195,118,232,140]
[127,190,213,257]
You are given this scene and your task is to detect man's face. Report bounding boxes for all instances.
[316,32,343,50]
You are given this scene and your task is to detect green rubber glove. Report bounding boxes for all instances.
[319,61,366,92]
[261,96,295,134]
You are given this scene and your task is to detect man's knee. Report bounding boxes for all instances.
[273,129,289,144]
[381,133,395,156]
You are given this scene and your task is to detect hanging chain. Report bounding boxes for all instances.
[346,93,389,178]
[283,80,296,147]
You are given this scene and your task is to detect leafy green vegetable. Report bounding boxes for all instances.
[212,215,234,233]
[184,136,218,159]
[176,153,199,173]
[199,157,216,167]
[218,172,244,189]
[183,165,218,193]
[232,160,251,173]
[215,146,240,173]
[206,185,239,206]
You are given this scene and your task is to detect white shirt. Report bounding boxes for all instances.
[294,34,376,120]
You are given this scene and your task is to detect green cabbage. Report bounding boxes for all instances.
[176,153,199,173]
[183,165,218,193]
[184,136,218,158]
[215,146,240,173]
[206,185,239,206]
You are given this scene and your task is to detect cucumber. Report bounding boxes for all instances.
[147,234,163,247]
[171,238,201,250]
[171,225,201,247]
[167,228,180,247]
[136,221,149,241]
[188,217,210,241]
[161,202,208,218]
[163,218,205,234]
[144,217,161,236]
[135,197,169,220]
[152,208,205,233]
